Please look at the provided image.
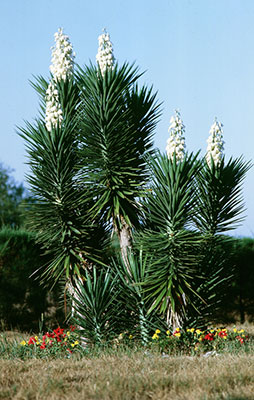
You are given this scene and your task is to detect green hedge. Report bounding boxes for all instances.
[0,228,65,331]
[229,237,254,323]
[210,237,254,324]
[0,228,253,329]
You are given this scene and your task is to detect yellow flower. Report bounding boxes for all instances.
[209,329,215,333]
[174,332,181,338]
[67,331,70,337]
[238,329,244,333]
[20,340,26,346]
[166,330,170,335]
[175,328,180,332]
[34,336,38,341]
[129,335,133,339]
[152,333,159,340]
[195,329,202,335]
[187,328,195,333]
[71,340,79,348]
[242,334,245,338]
[155,329,161,334]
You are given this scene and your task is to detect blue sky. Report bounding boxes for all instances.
[1,0,253,236]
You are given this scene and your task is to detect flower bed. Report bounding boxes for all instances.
[13,326,251,359]
[19,325,81,357]
[148,327,249,355]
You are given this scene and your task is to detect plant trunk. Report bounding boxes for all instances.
[139,301,149,345]
[166,293,186,331]
[168,307,183,332]
[119,216,132,261]
[68,274,88,347]
[114,215,132,270]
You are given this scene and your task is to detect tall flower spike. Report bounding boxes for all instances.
[45,28,75,131]
[206,118,224,168]
[96,29,115,76]
[166,110,186,162]
[45,81,63,131]
[50,27,75,82]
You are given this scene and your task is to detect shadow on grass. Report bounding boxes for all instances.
[226,397,252,400]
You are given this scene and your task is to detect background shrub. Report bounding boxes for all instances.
[211,237,254,324]
[0,228,64,331]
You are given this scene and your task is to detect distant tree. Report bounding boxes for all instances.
[0,163,30,228]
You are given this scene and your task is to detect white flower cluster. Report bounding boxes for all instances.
[50,27,75,82]
[166,110,186,162]
[45,28,74,131]
[206,119,224,167]
[45,81,63,131]
[96,30,115,75]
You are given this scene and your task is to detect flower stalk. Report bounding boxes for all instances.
[166,110,186,162]
[45,28,75,131]
[206,118,224,168]
[96,29,115,75]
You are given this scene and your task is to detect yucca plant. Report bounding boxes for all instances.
[19,29,162,335]
[71,267,122,345]
[190,155,252,326]
[195,156,251,235]
[137,115,251,330]
[136,150,202,330]
[19,30,109,289]
[112,249,168,344]
[71,250,168,346]
[76,62,161,261]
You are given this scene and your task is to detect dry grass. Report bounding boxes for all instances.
[1,323,254,399]
[1,353,254,400]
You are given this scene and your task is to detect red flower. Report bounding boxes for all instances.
[40,344,46,349]
[70,325,76,332]
[236,336,244,344]
[54,327,64,336]
[218,331,227,338]
[28,337,36,345]
[204,333,214,341]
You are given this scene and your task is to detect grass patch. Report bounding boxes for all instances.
[1,354,254,399]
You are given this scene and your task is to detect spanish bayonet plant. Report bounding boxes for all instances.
[19,27,251,344]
